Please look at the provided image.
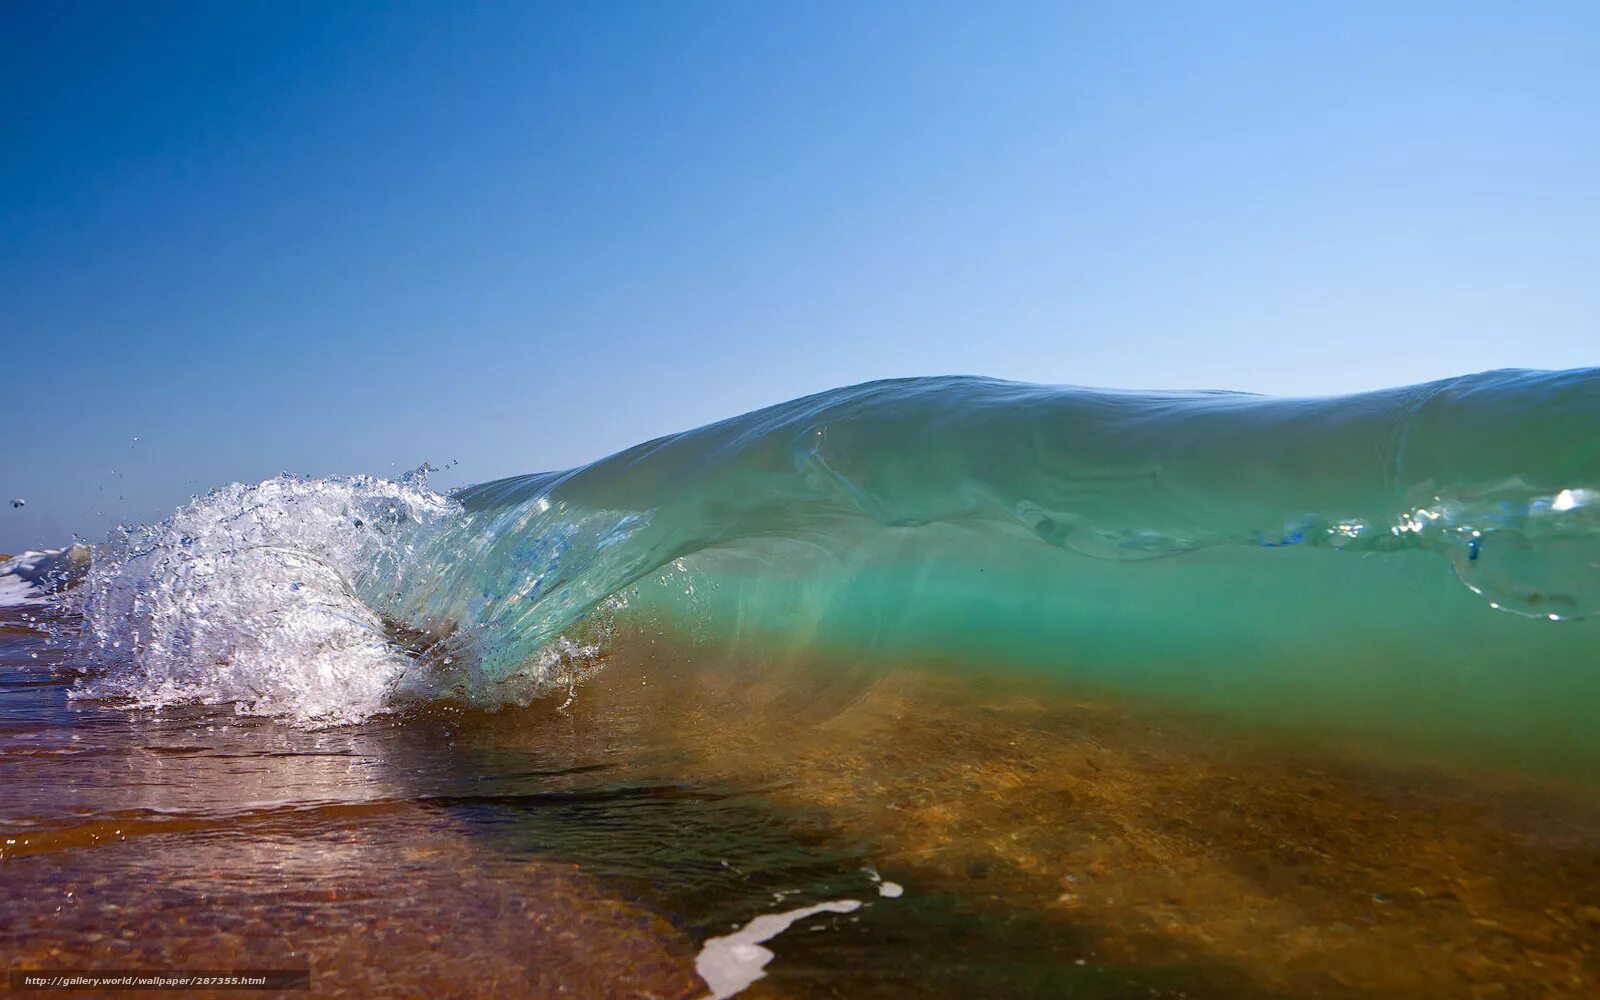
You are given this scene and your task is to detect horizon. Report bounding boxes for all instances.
[5,1,1598,550]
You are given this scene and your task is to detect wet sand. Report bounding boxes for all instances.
[1,613,708,998]
[1,805,703,999]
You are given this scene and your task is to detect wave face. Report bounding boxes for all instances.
[72,369,1600,763]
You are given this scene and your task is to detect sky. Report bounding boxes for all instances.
[3,1,1597,551]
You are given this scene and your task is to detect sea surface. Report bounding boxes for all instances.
[2,369,1598,997]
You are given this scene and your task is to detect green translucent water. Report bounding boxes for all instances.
[623,534,1599,773]
[338,368,1594,773]
[78,368,1598,770]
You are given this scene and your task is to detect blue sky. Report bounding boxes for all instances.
[3,1,1597,550]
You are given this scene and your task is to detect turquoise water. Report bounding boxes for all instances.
[75,368,1598,769]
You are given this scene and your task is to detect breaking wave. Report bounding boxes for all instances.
[61,369,1599,739]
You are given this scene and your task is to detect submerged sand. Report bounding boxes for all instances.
[506,651,1600,998]
[5,609,1599,997]
[1,805,703,998]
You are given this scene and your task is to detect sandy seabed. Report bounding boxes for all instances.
[4,613,1598,998]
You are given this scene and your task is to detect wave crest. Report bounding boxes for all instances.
[72,474,456,722]
[56,368,1600,725]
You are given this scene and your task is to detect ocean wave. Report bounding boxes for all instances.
[61,368,1599,728]
[0,546,91,608]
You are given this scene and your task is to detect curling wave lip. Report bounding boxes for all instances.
[55,368,1600,772]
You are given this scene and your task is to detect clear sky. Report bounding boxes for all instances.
[3,1,1597,551]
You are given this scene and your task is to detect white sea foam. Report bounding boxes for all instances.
[0,576,32,607]
[695,899,863,1000]
[0,546,92,607]
[864,867,905,898]
[72,474,456,724]
[0,560,42,607]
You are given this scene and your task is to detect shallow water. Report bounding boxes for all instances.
[6,607,1599,997]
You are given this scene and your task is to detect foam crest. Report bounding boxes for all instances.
[72,474,455,723]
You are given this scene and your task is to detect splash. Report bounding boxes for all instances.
[71,474,456,722]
